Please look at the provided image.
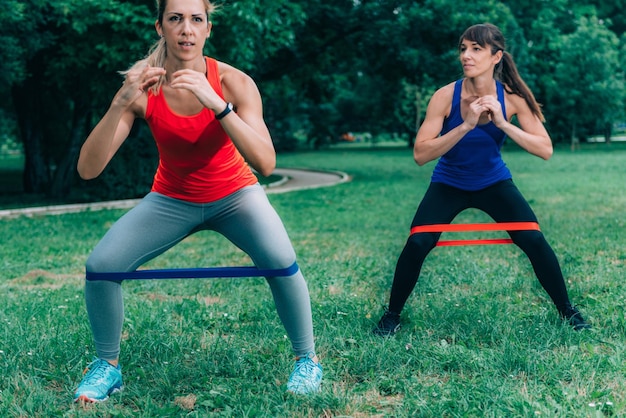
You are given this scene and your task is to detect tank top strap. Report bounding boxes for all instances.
[453,79,463,107]
[205,57,224,100]
[495,80,507,120]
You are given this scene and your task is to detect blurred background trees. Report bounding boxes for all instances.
[1,0,624,200]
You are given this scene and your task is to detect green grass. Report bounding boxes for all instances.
[0,143,624,416]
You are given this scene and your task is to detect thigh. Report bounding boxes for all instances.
[410,182,469,227]
[86,193,202,272]
[208,185,296,269]
[473,180,538,223]
[405,182,470,247]
[473,180,543,244]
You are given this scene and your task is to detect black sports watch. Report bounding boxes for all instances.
[215,102,234,120]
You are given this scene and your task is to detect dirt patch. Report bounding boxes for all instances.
[6,269,82,289]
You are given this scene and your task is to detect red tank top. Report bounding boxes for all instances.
[145,57,258,203]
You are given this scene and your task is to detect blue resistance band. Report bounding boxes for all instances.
[86,262,299,281]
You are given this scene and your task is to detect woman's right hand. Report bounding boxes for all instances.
[462,97,488,130]
[114,65,166,108]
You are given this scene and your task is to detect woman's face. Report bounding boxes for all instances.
[459,39,501,78]
[156,0,211,60]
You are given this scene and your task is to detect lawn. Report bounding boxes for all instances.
[0,143,624,417]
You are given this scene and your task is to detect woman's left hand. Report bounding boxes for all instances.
[478,95,507,128]
[169,68,224,112]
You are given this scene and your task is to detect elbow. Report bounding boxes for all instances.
[77,162,100,181]
[77,150,105,180]
[413,149,429,167]
[541,143,554,160]
[255,160,276,178]
[79,173,97,181]
[77,170,97,181]
[414,156,428,167]
[257,167,275,178]
[542,150,553,161]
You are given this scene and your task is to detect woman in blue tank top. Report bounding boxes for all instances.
[374,23,590,336]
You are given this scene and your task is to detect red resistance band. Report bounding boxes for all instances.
[409,222,541,247]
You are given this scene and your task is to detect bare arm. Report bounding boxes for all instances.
[77,65,166,179]
[77,105,134,180]
[479,94,553,160]
[414,84,481,166]
[220,69,276,176]
[170,63,276,176]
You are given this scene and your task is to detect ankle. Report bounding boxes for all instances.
[102,358,119,368]
[296,353,319,364]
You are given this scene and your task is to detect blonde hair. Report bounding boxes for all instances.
[121,0,217,94]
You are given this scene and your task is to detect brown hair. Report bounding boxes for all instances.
[459,23,544,121]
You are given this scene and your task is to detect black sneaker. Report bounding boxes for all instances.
[373,308,401,337]
[561,306,591,331]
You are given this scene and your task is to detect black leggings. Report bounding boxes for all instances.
[388,180,572,314]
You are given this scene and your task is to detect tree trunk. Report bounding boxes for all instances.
[48,104,90,198]
[603,122,612,145]
[570,120,580,151]
[12,81,50,193]
[409,89,421,148]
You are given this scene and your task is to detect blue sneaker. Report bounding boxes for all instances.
[286,353,322,395]
[73,359,123,403]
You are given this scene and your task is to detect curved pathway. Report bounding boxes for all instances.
[265,168,350,194]
[0,168,350,219]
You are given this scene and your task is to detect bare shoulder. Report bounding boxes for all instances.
[427,81,456,115]
[502,86,528,117]
[434,82,455,99]
[217,61,260,103]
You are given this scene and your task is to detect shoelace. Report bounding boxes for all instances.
[293,356,319,381]
[82,360,110,383]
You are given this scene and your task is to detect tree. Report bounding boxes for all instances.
[6,0,157,197]
[548,15,624,148]
[2,0,625,202]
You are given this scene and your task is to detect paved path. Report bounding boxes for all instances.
[265,168,350,194]
[0,168,350,219]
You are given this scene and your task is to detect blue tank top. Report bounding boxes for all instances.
[431,79,512,191]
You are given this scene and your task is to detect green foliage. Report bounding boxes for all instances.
[210,0,307,72]
[3,0,158,196]
[505,0,626,142]
[0,146,624,415]
[1,0,625,198]
[551,15,624,142]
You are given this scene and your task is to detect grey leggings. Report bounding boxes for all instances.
[84,185,315,360]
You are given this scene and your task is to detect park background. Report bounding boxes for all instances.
[0,0,625,416]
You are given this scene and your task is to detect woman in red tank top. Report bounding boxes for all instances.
[73,0,322,403]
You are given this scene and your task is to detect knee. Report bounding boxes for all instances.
[405,233,438,255]
[511,230,548,250]
[252,246,297,270]
[85,249,126,273]
[85,252,106,273]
